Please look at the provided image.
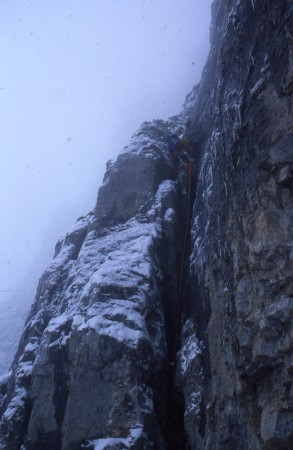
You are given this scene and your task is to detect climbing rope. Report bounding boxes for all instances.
[174,161,193,357]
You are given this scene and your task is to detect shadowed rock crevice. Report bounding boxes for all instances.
[154,161,198,450]
[1,1,293,449]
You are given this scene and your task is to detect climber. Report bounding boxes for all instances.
[167,133,191,178]
[167,133,181,154]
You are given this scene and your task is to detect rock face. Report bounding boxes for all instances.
[1,1,293,449]
[0,116,192,450]
[185,1,293,448]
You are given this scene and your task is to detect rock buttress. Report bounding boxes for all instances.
[1,1,293,449]
[0,117,193,449]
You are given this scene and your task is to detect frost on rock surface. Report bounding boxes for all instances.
[1,1,293,449]
[175,319,203,448]
[187,0,293,448]
[0,117,192,450]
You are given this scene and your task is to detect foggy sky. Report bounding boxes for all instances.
[0,0,212,374]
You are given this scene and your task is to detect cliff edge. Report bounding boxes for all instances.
[1,1,293,449]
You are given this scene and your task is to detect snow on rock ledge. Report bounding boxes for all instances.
[0,118,187,450]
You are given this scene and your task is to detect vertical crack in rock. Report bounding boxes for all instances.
[1,1,293,449]
[154,156,198,450]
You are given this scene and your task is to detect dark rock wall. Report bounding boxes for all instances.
[1,1,293,449]
[186,0,293,448]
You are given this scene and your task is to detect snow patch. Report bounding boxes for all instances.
[178,320,202,376]
[120,120,167,158]
[148,179,175,219]
[24,342,38,353]
[185,389,202,416]
[2,387,28,421]
[164,207,175,222]
[46,315,70,333]
[77,301,148,348]
[86,427,143,450]
[179,336,201,375]
[16,362,33,378]
[48,332,70,348]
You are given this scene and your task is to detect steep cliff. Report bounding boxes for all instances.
[1,1,293,449]
[185,1,293,448]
